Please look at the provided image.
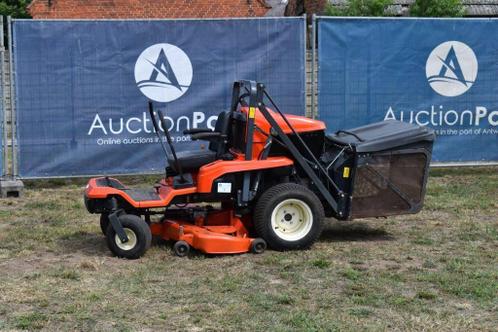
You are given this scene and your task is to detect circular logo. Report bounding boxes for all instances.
[134,43,193,103]
[425,41,478,97]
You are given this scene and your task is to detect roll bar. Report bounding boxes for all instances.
[231,80,345,216]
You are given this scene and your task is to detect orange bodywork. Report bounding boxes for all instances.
[245,106,326,134]
[84,105,323,255]
[196,155,293,193]
[85,156,293,208]
[150,210,253,254]
[241,106,325,159]
[85,177,197,208]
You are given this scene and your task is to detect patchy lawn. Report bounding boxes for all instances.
[0,168,497,331]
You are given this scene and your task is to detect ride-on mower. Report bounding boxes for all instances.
[84,80,435,258]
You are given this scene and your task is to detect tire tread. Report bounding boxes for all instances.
[106,214,151,259]
[254,183,325,250]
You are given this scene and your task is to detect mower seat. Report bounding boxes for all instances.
[167,150,216,173]
[168,110,232,173]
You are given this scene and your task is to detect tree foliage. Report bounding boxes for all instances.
[0,0,32,18]
[410,0,465,17]
[324,0,393,17]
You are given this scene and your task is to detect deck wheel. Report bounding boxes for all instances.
[250,238,267,254]
[173,241,190,257]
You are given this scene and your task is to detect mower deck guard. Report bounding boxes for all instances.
[325,120,435,219]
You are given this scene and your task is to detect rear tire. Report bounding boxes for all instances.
[106,214,152,259]
[254,183,324,250]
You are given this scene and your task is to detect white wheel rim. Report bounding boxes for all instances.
[270,198,313,241]
[115,228,138,251]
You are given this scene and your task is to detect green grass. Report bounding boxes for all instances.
[14,313,48,330]
[0,167,497,330]
[311,258,330,269]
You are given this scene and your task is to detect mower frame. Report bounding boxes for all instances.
[85,80,344,256]
[84,80,434,258]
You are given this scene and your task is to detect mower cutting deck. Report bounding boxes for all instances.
[84,80,435,258]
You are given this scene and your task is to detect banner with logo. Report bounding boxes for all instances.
[317,18,498,163]
[13,18,306,178]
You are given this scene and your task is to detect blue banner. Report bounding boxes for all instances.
[318,18,498,163]
[14,18,306,178]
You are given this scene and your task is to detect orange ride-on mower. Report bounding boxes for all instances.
[84,80,435,259]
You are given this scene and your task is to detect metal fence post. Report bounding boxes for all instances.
[0,16,7,176]
[303,13,307,118]
[0,16,23,197]
[311,14,317,119]
[7,16,16,178]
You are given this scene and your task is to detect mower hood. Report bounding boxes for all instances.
[242,106,326,134]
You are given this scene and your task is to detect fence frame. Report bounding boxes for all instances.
[0,16,5,176]
[311,14,317,119]
[1,15,496,179]
[7,16,17,177]
[10,15,308,179]
[313,15,498,167]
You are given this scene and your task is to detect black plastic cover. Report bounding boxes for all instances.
[326,120,435,153]
[123,189,161,202]
[167,150,216,173]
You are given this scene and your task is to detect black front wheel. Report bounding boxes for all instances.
[100,214,109,235]
[254,183,325,251]
[106,214,152,259]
